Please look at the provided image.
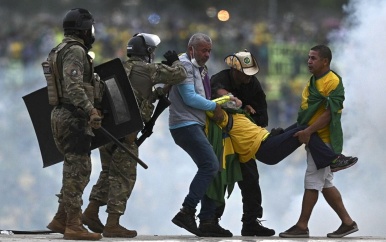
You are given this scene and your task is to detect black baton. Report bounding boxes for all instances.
[99,127,148,169]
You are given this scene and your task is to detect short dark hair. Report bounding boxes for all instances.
[211,82,227,99]
[311,45,332,63]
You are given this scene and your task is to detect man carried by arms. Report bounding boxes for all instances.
[204,88,357,215]
[207,88,357,168]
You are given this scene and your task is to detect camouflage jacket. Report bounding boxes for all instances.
[122,57,187,122]
[58,35,96,115]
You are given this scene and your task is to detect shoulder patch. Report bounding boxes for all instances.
[65,61,83,78]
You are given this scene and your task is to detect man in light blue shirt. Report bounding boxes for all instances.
[168,33,231,237]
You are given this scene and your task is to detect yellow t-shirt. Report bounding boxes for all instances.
[300,71,340,143]
[218,112,269,162]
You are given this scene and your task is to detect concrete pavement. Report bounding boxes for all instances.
[0,233,385,242]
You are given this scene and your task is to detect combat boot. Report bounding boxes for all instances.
[172,206,202,236]
[199,218,233,237]
[241,219,275,236]
[63,212,102,240]
[47,202,66,234]
[82,200,104,233]
[103,213,137,238]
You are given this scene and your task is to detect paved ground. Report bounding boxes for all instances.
[0,233,385,242]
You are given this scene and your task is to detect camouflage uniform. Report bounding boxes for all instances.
[51,35,103,214]
[88,56,187,214]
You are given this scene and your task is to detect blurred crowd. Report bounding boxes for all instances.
[0,1,346,128]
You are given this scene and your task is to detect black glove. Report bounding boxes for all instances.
[162,50,179,66]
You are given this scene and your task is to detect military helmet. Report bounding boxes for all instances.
[127,33,161,57]
[63,8,94,31]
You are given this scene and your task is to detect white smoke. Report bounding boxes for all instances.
[330,0,386,236]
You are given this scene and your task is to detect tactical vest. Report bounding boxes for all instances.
[123,60,154,122]
[42,40,103,106]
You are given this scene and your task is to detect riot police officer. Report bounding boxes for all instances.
[45,8,104,241]
[81,33,187,238]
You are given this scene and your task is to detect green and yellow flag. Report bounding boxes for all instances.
[205,117,243,206]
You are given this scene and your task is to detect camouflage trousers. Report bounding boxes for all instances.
[88,136,138,214]
[51,106,93,214]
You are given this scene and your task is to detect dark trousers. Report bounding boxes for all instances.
[170,124,219,220]
[215,159,263,224]
[256,124,336,169]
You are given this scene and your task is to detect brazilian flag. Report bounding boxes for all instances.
[297,70,344,153]
[205,117,243,206]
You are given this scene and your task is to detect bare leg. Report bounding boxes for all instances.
[322,186,354,225]
[295,189,318,230]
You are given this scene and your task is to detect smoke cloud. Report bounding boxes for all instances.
[330,0,386,236]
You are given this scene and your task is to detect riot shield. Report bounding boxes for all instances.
[23,58,143,167]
